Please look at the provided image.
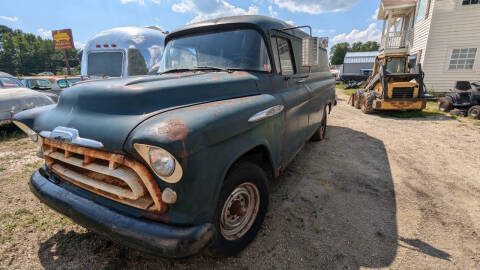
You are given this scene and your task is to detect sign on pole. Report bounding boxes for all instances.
[52,29,74,75]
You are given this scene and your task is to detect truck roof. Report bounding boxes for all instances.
[167,15,308,41]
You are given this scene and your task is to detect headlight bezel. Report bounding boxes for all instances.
[134,143,183,183]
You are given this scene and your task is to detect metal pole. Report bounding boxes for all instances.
[63,49,71,75]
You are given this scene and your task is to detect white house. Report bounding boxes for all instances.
[378,0,480,93]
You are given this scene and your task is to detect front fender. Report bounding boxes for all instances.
[124,94,284,225]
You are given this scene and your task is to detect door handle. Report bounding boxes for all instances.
[297,79,306,85]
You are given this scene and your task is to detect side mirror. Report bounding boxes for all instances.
[302,37,319,67]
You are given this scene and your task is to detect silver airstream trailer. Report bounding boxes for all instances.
[81,26,167,78]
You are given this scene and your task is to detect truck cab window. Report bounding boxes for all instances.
[273,37,295,75]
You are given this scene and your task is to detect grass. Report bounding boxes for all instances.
[336,82,358,96]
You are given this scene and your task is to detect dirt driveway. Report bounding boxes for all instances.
[1,89,479,269]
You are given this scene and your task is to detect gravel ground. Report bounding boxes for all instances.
[0,89,479,270]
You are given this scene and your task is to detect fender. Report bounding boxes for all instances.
[124,94,284,224]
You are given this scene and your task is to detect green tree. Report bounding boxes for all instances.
[329,42,350,65]
[329,41,381,65]
[0,25,80,75]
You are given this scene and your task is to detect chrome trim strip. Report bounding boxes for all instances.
[248,105,284,122]
[40,127,104,148]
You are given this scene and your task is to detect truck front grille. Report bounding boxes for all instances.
[42,138,166,213]
[392,87,415,99]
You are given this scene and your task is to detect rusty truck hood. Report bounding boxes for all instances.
[25,71,261,152]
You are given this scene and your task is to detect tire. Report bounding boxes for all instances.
[354,89,365,109]
[468,105,480,119]
[311,106,328,141]
[206,162,269,257]
[361,92,375,114]
[439,97,454,112]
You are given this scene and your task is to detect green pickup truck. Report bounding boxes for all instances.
[14,15,336,258]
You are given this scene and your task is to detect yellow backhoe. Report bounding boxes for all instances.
[350,53,427,113]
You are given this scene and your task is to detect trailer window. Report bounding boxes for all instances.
[87,52,123,77]
[128,48,148,76]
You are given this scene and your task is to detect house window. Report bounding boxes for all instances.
[462,0,480,5]
[416,0,430,22]
[449,48,477,70]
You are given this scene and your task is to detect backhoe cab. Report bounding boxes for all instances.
[350,53,427,113]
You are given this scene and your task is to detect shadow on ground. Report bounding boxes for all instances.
[35,126,443,269]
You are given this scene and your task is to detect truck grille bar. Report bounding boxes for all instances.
[42,138,166,213]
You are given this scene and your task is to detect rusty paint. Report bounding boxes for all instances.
[43,138,167,213]
[157,118,189,142]
[231,71,250,78]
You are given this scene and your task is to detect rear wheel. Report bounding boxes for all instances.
[354,89,364,109]
[361,92,375,114]
[206,162,269,257]
[439,97,454,112]
[468,105,480,119]
[311,106,328,141]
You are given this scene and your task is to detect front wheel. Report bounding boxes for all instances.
[206,162,269,257]
[468,105,480,119]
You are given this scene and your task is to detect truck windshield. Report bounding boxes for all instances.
[87,52,124,77]
[157,29,271,73]
[386,57,407,73]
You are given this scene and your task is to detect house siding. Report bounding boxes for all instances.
[410,0,435,65]
[422,0,480,92]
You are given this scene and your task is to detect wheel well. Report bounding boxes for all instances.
[231,145,275,180]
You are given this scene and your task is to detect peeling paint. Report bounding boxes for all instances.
[157,118,189,141]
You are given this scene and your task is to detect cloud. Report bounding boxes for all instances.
[0,15,18,22]
[371,8,379,20]
[172,0,259,24]
[268,5,278,17]
[332,23,381,44]
[121,0,145,4]
[37,28,52,39]
[74,41,86,50]
[272,0,361,14]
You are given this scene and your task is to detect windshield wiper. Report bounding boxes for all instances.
[158,68,196,75]
[193,66,232,73]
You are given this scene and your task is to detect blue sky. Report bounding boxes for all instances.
[0,0,382,50]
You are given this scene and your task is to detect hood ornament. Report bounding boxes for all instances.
[39,126,104,148]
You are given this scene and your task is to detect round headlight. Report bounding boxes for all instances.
[149,148,175,177]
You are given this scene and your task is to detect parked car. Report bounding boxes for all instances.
[20,76,76,102]
[81,26,166,78]
[1,72,54,126]
[14,16,336,258]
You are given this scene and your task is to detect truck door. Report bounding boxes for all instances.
[270,35,311,165]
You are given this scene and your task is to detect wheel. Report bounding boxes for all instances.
[467,105,480,119]
[311,106,328,141]
[439,97,454,112]
[206,162,269,257]
[361,92,375,114]
[354,89,365,109]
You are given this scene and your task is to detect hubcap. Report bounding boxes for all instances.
[220,182,260,240]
